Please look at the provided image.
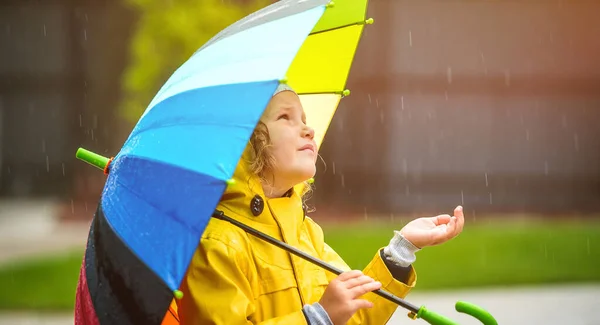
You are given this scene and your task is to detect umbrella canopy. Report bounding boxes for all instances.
[75,0,373,324]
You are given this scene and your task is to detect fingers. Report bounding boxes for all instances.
[336,270,364,282]
[454,205,465,235]
[433,214,452,226]
[344,274,374,289]
[349,279,381,297]
[352,299,375,310]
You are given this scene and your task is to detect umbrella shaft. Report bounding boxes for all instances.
[212,211,420,314]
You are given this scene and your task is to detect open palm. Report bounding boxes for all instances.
[400,206,465,249]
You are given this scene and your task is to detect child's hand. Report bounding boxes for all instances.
[319,270,381,325]
[399,205,465,249]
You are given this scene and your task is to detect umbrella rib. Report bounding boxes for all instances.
[309,21,366,36]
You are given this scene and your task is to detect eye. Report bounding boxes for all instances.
[277,113,289,120]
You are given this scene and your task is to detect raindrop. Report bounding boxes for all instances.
[504,70,511,86]
[444,91,448,101]
[525,129,530,141]
[62,163,66,176]
[489,192,493,204]
[479,51,487,75]
[447,67,452,84]
[519,113,524,125]
[390,213,395,222]
[91,129,95,140]
[43,24,47,36]
[401,96,404,110]
[85,13,89,22]
[368,93,372,104]
[379,108,384,124]
[340,173,345,188]
[332,161,336,175]
[573,133,579,151]
[363,207,368,220]
[45,156,50,172]
[485,173,489,187]
[71,199,75,214]
[84,29,88,41]
[375,98,379,108]
[544,161,549,175]
[408,30,413,47]
[79,114,82,127]
[461,190,464,206]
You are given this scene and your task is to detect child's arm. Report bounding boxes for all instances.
[178,237,310,325]
[304,217,417,325]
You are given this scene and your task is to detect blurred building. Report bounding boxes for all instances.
[317,0,600,216]
[0,0,599,221]
[0,1,135,217]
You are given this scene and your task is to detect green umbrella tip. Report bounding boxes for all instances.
[307,177,315,184]
[365,18,375,25]
[226,178,236,186]
[326,1,335,8]
[279,77,288,84]
[174,290,184,299]
[342,89,351,97]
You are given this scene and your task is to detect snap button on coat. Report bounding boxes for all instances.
[250,195,264,216]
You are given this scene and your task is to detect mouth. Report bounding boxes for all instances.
[299,144,316,153]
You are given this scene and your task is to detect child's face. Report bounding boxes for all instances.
[262,90,317,188]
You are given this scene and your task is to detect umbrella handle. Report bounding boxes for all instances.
[411,301,498,325]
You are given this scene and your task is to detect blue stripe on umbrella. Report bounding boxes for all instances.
[142,4,326,119]
[103,80,279,290]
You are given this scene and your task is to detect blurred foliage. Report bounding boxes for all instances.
[119,0,270,124]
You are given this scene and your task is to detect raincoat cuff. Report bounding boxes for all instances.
[368,248,417,292]
[302,302,333,325]
[383,230,420,267]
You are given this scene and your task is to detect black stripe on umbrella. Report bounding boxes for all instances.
[84,202,173,325]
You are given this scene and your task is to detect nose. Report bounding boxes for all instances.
[302,125,315,139]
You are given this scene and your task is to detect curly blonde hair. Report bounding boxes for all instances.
[248,120,314,201]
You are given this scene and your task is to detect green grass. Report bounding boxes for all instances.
[324,218,600,292]
[0,251,83,310]
[1,219,599,310]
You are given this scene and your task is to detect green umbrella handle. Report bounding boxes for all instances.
[412,301,498,325]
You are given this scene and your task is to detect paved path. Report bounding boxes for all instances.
[388,284,600,325]
[0,199,89,266]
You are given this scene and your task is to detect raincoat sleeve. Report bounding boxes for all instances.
[178,236,309,325]
[305,218,417,325]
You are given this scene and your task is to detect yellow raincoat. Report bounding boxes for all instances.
[175,149,417,324]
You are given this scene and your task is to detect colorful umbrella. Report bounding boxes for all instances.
[74,0,497,324]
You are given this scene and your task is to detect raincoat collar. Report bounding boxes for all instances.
[218,147,305,242]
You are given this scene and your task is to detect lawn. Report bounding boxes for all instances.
[1,218,599,310]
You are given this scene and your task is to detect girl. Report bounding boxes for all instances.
[175,84,465,324]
